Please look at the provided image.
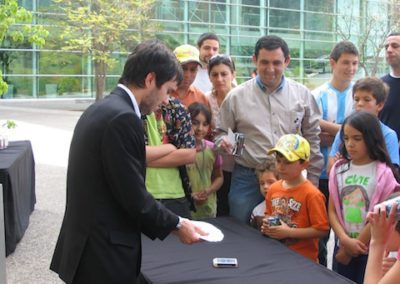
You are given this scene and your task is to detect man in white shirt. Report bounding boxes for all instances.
[192,32,220,93]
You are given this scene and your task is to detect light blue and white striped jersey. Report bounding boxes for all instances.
[312,82,354,179]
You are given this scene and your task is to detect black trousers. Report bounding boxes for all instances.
[318,178,330,267]
[217,171,232,216]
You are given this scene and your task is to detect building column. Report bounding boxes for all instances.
[299,0,305,83]
[32,0,38,98]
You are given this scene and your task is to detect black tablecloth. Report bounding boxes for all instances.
[142,217,355,284]
[0,141,36,256]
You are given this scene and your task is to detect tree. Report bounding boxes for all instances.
[56,0,159,101]
[336,0,400,76]
[0,0,48,95]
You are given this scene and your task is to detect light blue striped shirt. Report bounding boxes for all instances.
[312,82,354,179]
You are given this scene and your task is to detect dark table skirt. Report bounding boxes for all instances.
[0,141,36,256]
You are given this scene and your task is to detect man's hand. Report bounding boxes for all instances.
[319,132,335,147]
[173,218,207,244]
[218,136,233,155]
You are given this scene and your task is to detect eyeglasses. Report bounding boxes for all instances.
[209,54,232,63]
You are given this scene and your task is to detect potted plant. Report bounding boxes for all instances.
[0,120,17,149]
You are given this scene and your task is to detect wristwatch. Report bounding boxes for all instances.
[176,216,183,230]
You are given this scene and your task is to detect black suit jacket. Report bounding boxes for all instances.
[50,87,179,284]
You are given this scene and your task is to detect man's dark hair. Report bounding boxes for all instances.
[254,35,290,60]
[119,39,183,88]
[197,32,219,48]
[352,76,389,105]
[330,40,359,61]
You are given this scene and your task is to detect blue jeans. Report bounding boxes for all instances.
[229,164,264,223]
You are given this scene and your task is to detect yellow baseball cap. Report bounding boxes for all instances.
[173,44,201,65]
[267,134,310,162]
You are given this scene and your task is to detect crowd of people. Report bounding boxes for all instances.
[50,32,400,284]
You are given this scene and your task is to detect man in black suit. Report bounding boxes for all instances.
[50,40,204,284]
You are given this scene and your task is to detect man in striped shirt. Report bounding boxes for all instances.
[312,40,359,266]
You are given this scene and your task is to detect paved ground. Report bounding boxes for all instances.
[0,99,334,283]
[0,101,87,283]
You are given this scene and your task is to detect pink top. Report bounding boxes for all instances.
[329,160,400,229]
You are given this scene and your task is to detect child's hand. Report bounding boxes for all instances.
[382,254,397,275]
[260,216,270,234]
[192,192,207,205]
[333,152,342,163]
[341,237,368,257]
[335,247,352,265]
[261,219,290,240]
[367,203,398,246]
[250,216,264,230]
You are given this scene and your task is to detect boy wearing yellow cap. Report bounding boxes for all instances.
[261,134,330,263]
[171,44,209,108]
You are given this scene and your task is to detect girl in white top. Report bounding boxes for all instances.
[329,111,399,283]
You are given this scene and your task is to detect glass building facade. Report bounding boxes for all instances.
[0,0,396,99]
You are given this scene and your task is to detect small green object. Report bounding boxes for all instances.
[2,120,17,129]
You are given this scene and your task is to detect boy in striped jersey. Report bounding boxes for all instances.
[312,40,359,266]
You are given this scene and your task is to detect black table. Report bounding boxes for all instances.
[0,141,36,256]
[142,217,355,284]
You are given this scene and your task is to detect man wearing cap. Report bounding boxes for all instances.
[171,44,209,108]
[261,134,329,263]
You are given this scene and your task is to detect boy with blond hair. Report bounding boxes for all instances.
[261,134,329,262]
[250,157,279,229]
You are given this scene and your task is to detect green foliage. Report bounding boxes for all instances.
[56,0,159,100]
[155,33,180,50]
[0,0,49,95]
[2,119,16,129]
[336,1,400,76]
[58,77,81,95]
